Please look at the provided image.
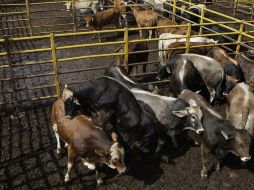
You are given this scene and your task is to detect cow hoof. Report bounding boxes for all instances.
[97,179,103,186]
[57,149,61,155]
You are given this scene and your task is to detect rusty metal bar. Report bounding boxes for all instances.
[124,27,129,72]
[235,21,244,57]
[25,0,33,36]
[185,24,191,53]
[72,0,77,31]
[50,33,61,97]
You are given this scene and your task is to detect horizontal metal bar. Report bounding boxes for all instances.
[58,52,123,62]
[11,48,51,54]
[57,41,124,50]
[0,11,27,16]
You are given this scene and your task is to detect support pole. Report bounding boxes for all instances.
[199,8,204,35]
[123,27,129,72]
[50,33,61,97]
[72,0,77,31]
[172,0,176,22]
[25,0,33,36]
[233,0,239,17]
[235,21,244,58]
[185,23,191,53]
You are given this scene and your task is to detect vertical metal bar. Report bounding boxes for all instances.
[4,36,19,111]
[25,0,33,36]
[251,3,254,20]
[72,0,77,31]
[50,33,60,97]
[123,27,129,72]
[199,8,204,35]
[172,0,176,21]
[185,23,191,53]
[235,21,244,58]
[233,0,239,17]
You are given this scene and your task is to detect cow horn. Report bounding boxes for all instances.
[189,99,197,106]
[64,84,68,88]
[221,131,229,140]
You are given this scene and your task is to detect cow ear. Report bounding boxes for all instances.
[189,99,197,106]
[166,66,171,74]
[172,110,189,118]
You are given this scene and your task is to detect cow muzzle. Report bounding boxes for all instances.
[196,128,205,134]
[240,156,251,162]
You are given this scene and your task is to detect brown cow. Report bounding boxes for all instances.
[165,41,214,60]
[207,46,245,96]
[51,99,126,185]
[84,7,121,42]
[226,83,254,138]
[131,7,157,38]
[115,40,149,74]
[237,52,254,91]
[156,18,177,37]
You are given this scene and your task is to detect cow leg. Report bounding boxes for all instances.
[201,143,210,179]
[139,30,142,38]
[53,124,61,154]
[142,63,147,73]
[167,130,178,148]
[64,146,77,182]
[96,169,103,186]
[149,30,152,39]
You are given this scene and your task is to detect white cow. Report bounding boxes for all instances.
[158,33,218,61]
[65,0,104,26]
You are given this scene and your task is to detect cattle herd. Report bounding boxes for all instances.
[49,0,254,186]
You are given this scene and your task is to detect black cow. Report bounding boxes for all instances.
[179,89,252,179]
[61,76,165,157]
[105,66,159,93]
[157,57,210,102]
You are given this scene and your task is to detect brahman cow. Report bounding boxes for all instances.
[130,88,204,148]
[237,52,254,91]
[158,54,224,103]
[51,99,126,185]
[207,46,245,96]
[61,77,166,158]
[226,83,254,138]
[105,66,159,93]
[179,89,252,179]
[157,58,210,101]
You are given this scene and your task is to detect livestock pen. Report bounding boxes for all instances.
[1,0,254,189]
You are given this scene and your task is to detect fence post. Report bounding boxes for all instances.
[199,8,204,35]
[4,36,20,112]
[172,0,176,21]
[251,3,254,20]
[50,33,61,97]
[72,0,77,31]
[233,0,239,17]
[185,23,191,53]
[25,0,33,36]
[123,27,129,72]
[235,21,244,58]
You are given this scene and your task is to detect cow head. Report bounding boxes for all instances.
[172,100,204,134]
[108,133,126,174]
[246,75,254,91]
[223,75,239,96]
[65,2,72,12]
[62,84,80,119]
[157,65,171,80]
[220,129,251,162]
[84,15,95,28]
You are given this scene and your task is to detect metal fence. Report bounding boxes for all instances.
[1,0,254,112]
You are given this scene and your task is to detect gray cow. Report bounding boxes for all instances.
[130,88,204,148]
[226,83,254,137]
